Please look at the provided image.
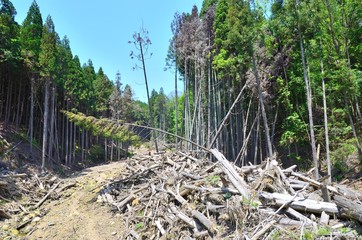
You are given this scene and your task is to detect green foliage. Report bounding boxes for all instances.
[20,0,42,71]
[241,196,260,209]
[206,175,220,186]
[316,227,331,236]
[331,139,357,180]
[135,222,144,231]
[93,67,113,114]
[200,0,217,17]
[303,230,315,240]
[39,15,57,79]
[280,112,308,146]
[88,144,104,163]
[62,111,140,146]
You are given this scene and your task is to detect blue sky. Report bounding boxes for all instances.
[11,0,202,102]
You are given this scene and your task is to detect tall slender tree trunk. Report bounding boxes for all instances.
[321,56,331,183]
[15,83,22,130]
[29,78,34,158]
[139,38,158,152]
[298,25,319,179]
[65,101,69,166]
[345,97,362,157]
[207,60,212,147]
[69,119,73,165]
[110,139,114,162]
[216,74,222,150]
[184,58,190,150]
[104,138,107,162]
[251,49,273,158]
[41,79,50,171]
[81,128,85,162]
[254,102,260,165]
[48,84,55,162]
[0,80,4,119]
[174,56,179,149]
[5,78,12,126]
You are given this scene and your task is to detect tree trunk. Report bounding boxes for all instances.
[48,84,55,162]
[298,24,319,179]
[29,78,34,158]
[15,83,22,130]
[321,55,331,183]
[139,38,158,152]
[65,101,69,166]
[175,53,179,149]
[104,138,107,162]
[110,139,114,162]
[81,128,85,162]
[5,78,12,126]
[251,49,273,158]
[41,79,50,171]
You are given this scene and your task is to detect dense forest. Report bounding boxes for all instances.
[1,0,361,182]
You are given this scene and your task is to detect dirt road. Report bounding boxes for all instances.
[28,161,127,240]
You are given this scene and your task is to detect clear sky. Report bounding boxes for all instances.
[11,0,202,102]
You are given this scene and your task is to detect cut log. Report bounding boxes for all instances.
[178,151,199,162]
[0,173,27,178]
[336,185,362,200]
[167,189,187,205]
[334,195,362,223]
[183,185,239,195]
[210,149,249,199]
[191,210,218,234]
[285,207,314,225]
[32,180,62,210]
[170,206,198,230]
[251,220,276,240]
[155,219,166,235]
[291,172,338,193]
[276,165,295,195]
[259,191,339,215]
[278,217,313,226]
[320,211,329,225]
[113,194,135,211]
[282,165,297,174]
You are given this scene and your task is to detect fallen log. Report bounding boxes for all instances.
[285,207,314,225]
[291,172,338,193]
[113,194,135,211]
[336,185,362,200]
[191,210,218,234]
[251,220,276,240]
[334,195,362,223]
[259,191,339,215]
[210,148,249,199]
[31,180,62,210]
[170,206,198,230]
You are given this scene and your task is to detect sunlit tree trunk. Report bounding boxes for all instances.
[298,23,318,178]
[321,56,331,183]
[41,79,50,171]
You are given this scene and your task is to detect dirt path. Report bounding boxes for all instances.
[28,161,127,240]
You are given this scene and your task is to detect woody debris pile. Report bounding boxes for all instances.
[95,149,362,239]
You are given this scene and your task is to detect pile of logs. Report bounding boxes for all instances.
[0,167,66,218]
[98,149,362,239]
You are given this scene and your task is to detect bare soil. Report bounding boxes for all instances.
[28,161,127,240]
